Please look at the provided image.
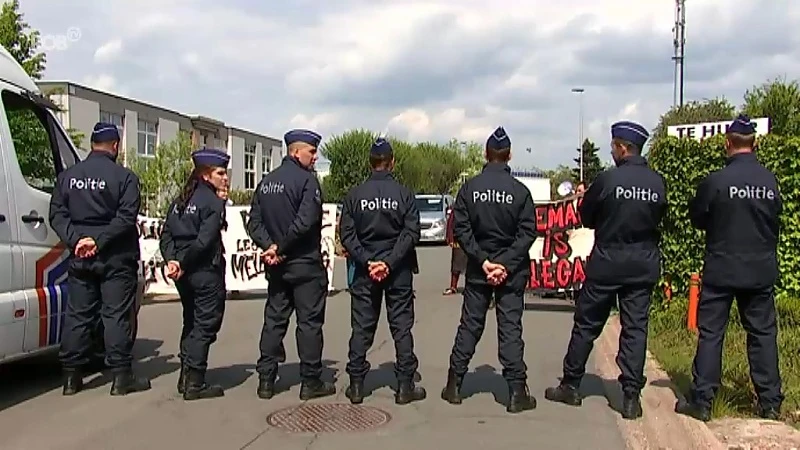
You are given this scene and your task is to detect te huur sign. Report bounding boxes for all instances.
[667,117,770,141]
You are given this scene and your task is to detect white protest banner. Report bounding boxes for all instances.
[528,197,593,291]
[137,203,338,295]
[667,117,770,141]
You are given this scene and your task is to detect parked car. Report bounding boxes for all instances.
[415,194,453,244]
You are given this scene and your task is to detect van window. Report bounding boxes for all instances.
[3,90,78,193]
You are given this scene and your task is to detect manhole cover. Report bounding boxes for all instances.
[266,403,392,433]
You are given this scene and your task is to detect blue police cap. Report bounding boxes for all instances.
[284,129,321,148]
[611,121,649,149]
[727,114,756,135]
[90,122,120,143]
[191,148,230,168]
[486,126,511,151]
[371,137,392,156]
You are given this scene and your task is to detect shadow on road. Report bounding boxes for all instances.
[207,363,256,390]
[0,338,170,412]
[272,359,339,395]
[461,364,509,406]
[360,361,423,395]
[524,300,575,313]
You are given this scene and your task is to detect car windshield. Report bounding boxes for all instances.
[415,197,444,212]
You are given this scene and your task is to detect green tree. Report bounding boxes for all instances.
[128,131,194,217]
[651,98,736,142]
[742,77,800,137]
[572,138,603,184]
[0,0,45,78]
[320,129,377,203]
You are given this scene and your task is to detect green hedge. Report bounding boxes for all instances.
[648,134,800,300]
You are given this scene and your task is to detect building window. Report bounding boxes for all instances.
[137,119,157,156]
[99,111,124,130]
[261,145,270,176]
[244,143,256,190]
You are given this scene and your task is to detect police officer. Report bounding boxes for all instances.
[441,127,538,414]
[246,129,335,400]
[159,148,230,401]
[675,114,784,422]
[339,138,426,405]
[48,122,151,396]
[544,121,666,420]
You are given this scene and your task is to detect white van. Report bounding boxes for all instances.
[0,46,143,364]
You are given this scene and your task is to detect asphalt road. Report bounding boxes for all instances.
[0,244,626,450]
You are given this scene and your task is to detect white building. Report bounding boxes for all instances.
[37,81,284,191]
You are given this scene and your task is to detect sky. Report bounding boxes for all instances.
[19,0,800,170]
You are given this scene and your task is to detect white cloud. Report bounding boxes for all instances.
[20,0,800,169]
[93,39,122,63]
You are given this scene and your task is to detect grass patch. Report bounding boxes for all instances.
[648,295,800,424]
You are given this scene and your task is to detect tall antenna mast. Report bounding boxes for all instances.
[671,0,686,107]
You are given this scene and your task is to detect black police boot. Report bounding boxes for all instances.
[674,399,711,422]
[109,370,152,396]
[62,368,83,396]
[507,383,536,413]
[177,364,186,395]
[256,374,277,399]
[758,404,781,421]
[299,378,336,401]
[183,368,224,401]
[395,380,426,405]
[441,369,464,405]
[345,378,365,404]
[621,393,643,420]
[544,383,583,406]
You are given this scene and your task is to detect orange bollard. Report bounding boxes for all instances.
[687,273,700,332]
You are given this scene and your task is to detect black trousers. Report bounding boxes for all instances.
[449,277,527,383]
[60,261,138,370]
[175,268,226,372]
[346,266,419,382]
[257,274,327,381]
[689,283,783,409]
[562,281,653,396]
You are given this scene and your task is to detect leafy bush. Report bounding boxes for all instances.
[321,129,482,203]
[648,134,800,299]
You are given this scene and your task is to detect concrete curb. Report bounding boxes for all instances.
[595,316,726,450]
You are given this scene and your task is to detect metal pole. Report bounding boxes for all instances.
[571,88,585,182]
[678,0,686,107]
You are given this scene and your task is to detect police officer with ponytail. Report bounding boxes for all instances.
[160,148,230,401]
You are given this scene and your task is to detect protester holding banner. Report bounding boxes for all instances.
[246,129,335,401]
[442,126,538,414]
[545,121,666,421]
[159,148,231,401]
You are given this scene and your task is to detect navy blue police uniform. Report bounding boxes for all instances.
[159,148,230,401]
[544,121,666,420]
[340,138,426,405]
[246,129,335,400]
[441,127,538,413]
[48,122,151,396]
[676,115,784,421]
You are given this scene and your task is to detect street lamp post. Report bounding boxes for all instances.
[571,88,585,183]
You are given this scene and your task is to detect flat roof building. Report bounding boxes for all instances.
[37,81,283,192]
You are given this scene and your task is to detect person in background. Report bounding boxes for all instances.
[443,206,467,296]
